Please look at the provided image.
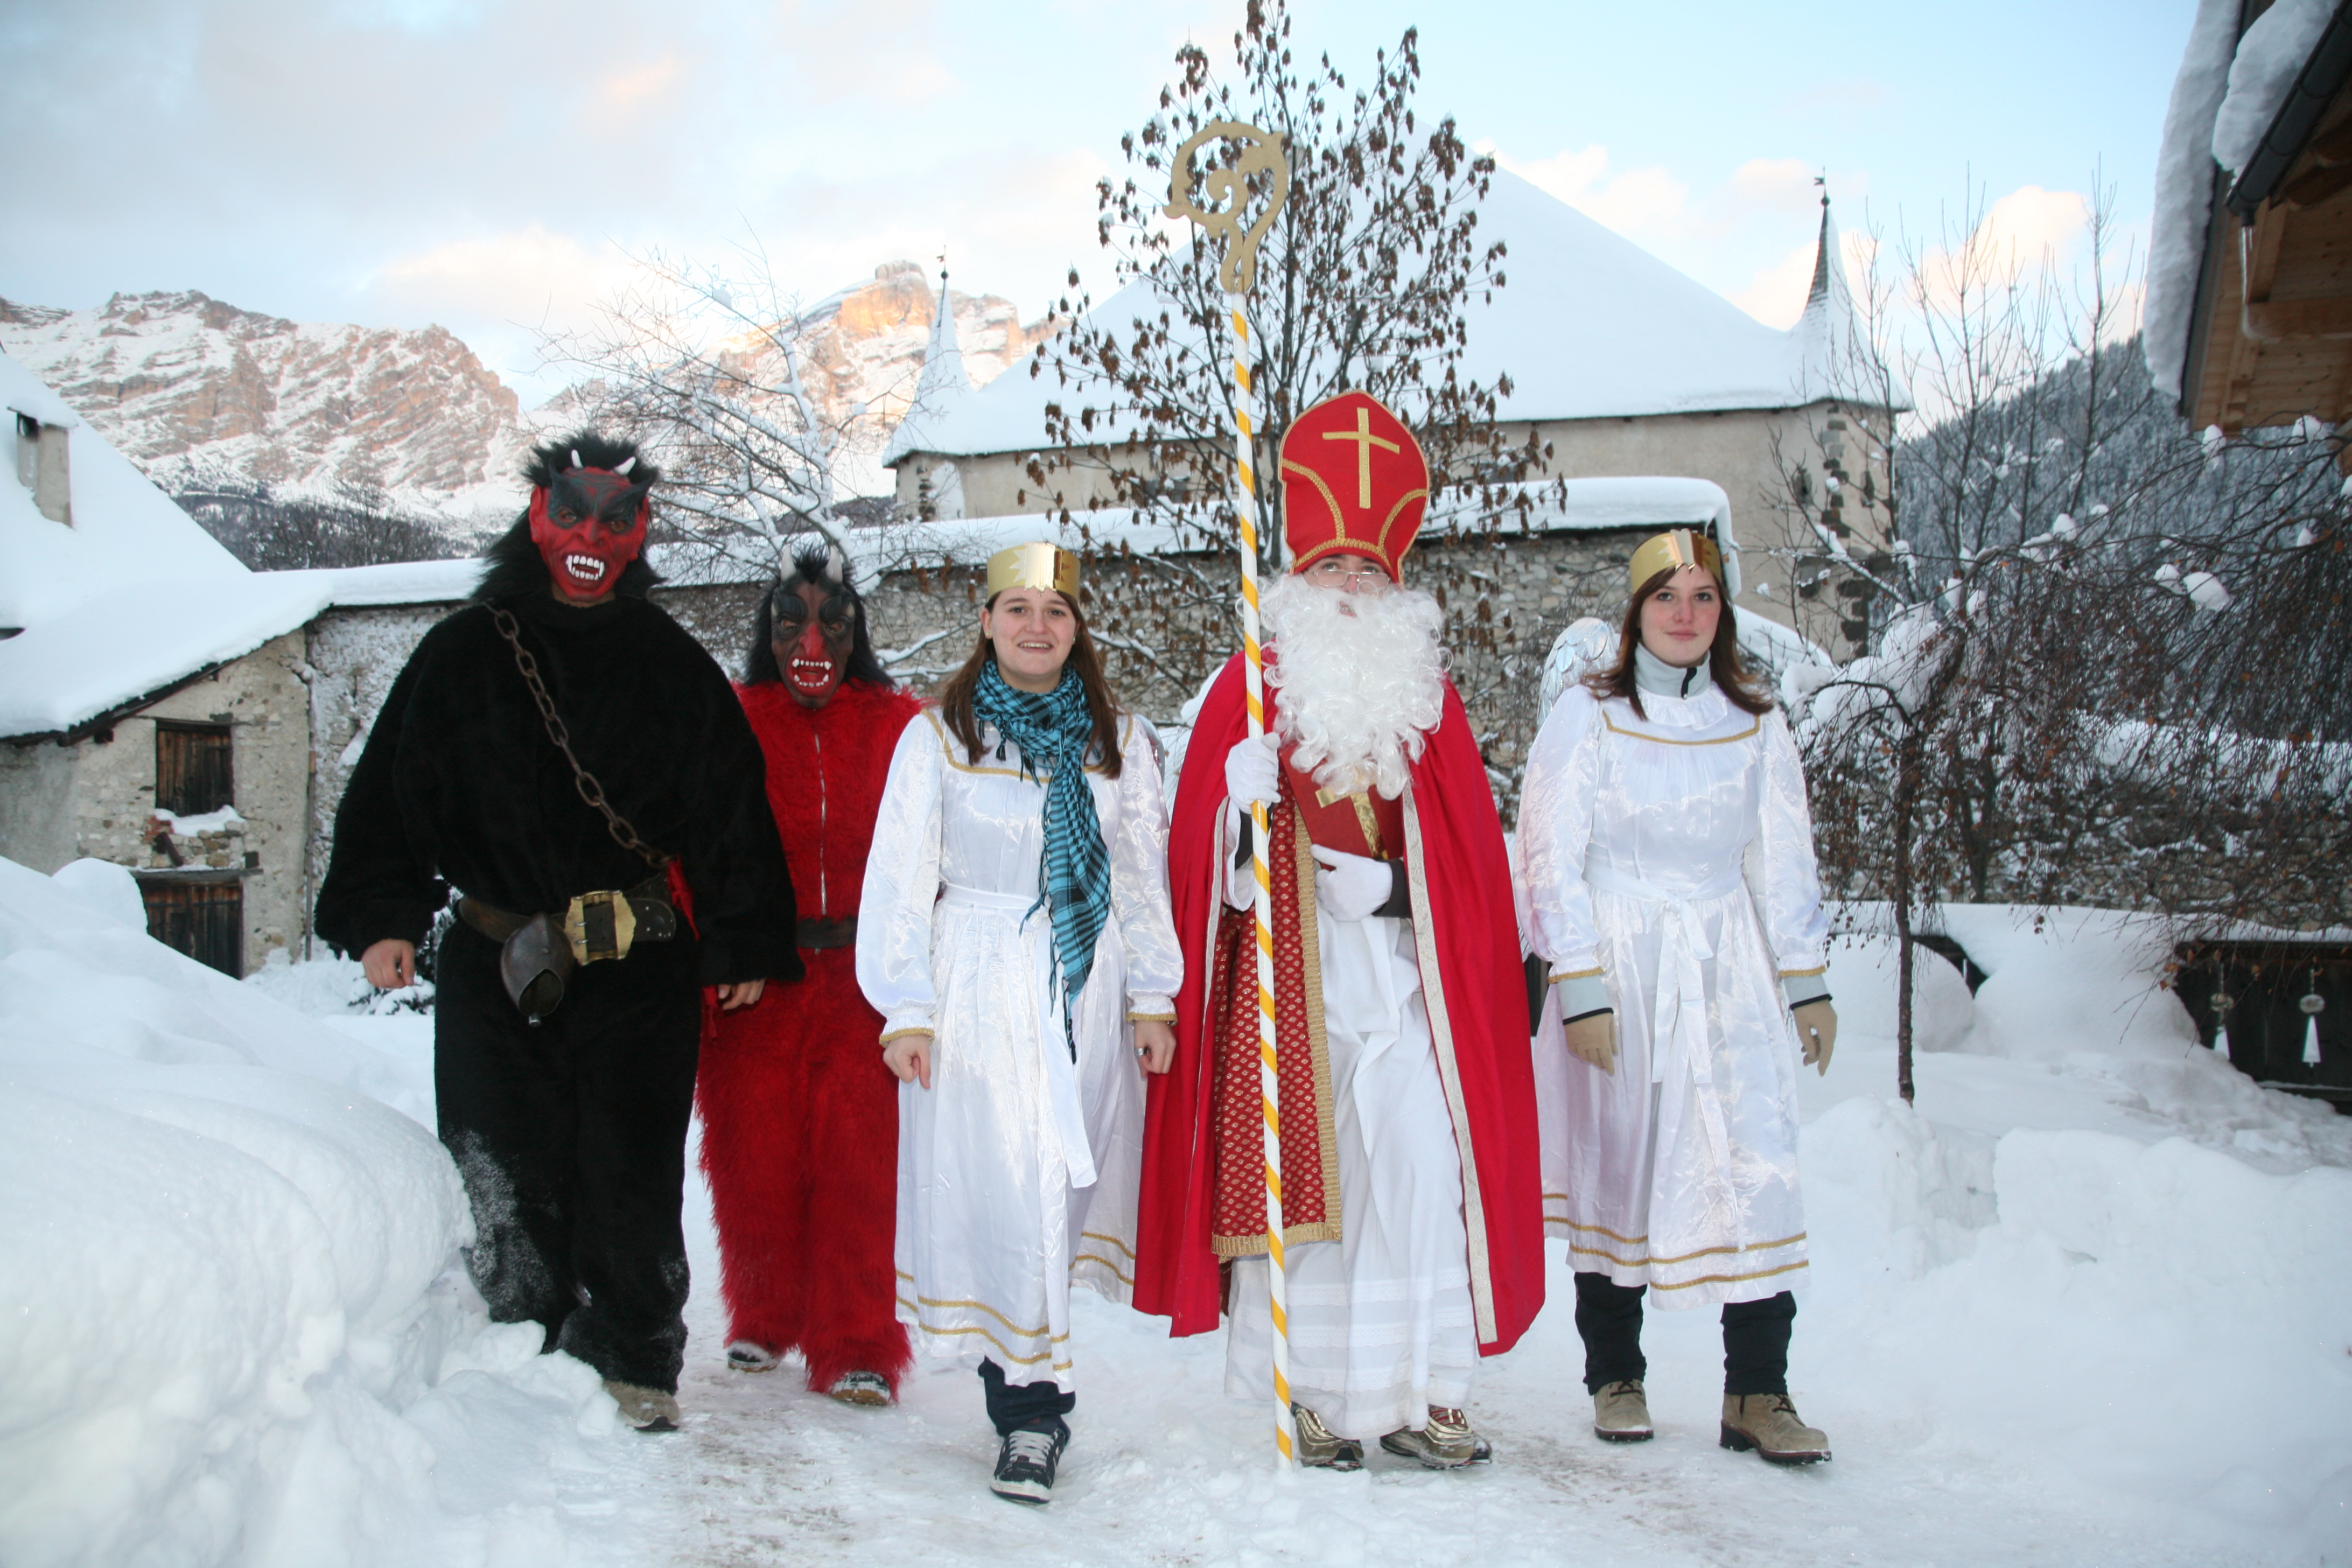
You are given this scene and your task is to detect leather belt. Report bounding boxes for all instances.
[459,873,677,965]
[797,915,858,950]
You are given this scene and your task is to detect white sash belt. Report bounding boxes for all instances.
[934,880,1096,1189]
[1583,857,1742,1201]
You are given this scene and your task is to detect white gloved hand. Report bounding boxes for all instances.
[1312,844,1394,923]
[1223,733,1280,811]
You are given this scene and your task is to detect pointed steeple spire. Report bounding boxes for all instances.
[883,261,981,468]
[1787,186,1911,410]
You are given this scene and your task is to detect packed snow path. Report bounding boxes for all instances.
[623,1028,2350,1568]
[4,860,2347,1566]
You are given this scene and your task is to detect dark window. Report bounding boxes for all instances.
[156,722,233,815]
[142,880,243,976]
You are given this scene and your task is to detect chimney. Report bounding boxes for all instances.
[13,412,71,526]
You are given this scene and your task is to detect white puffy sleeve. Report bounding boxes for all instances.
[1520,686,1607,1000]
[1754,709,1830,993]
[1110,715,1183,1019]
[855,709,946,1041]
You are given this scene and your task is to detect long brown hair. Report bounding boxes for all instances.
[1585,566,1775,720]
[937,591,1125,777]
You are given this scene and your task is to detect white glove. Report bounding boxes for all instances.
[1223,733,1280,810]
[1312,845,1394,923]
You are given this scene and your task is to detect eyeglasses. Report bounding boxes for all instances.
[1305,557,1388,584]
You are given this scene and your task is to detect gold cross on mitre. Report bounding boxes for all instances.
[1322,404,1401,508]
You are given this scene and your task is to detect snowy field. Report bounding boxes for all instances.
[3,854,2348,1566]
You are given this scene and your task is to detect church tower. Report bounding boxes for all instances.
[884,268,981,521]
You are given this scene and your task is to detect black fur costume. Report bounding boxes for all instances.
[317,432,800,1395]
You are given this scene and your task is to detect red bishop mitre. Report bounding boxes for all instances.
[1279,391,1429,583]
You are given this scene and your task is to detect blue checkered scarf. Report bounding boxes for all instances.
[973,661,1111,1054]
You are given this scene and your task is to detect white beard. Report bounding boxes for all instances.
[1261,572,1447,800]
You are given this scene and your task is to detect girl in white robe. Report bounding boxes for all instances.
[1519,529,1839,1466]
[856,543,1181,1504]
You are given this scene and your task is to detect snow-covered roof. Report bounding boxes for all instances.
[888,172,1899,464]
[0,347,248,632]
[0,559,484,741]
[2145,0,2337,401]
[879,273,984,468]
[811,473,1735,590]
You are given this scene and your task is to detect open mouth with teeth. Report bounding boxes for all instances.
[562,554,609,585]
[787,655,839,694]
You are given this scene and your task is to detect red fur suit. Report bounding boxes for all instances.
[697,676,922,1393]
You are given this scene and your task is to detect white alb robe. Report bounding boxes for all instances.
[857,709,1182,1391]
[1217,809,1480,1440]
[1518,684,1829,1307]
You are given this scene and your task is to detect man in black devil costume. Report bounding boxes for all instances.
[317,432,800,1432]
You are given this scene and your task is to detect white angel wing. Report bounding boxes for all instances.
[1537,616,1617,717]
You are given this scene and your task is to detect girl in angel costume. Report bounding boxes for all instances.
[1518,529,1842,1467]
[855,542,1180,1505]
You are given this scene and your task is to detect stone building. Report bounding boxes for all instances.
[883,174,1906,654]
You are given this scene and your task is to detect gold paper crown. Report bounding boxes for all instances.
[985,541,1080,598]
[1628,528,1724,596]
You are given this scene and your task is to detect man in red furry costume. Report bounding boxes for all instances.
[697,542,923,1405]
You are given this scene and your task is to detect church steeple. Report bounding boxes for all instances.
[883,262,979,470]
[1787,187,1909,409]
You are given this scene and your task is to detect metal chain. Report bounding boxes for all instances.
[491,606,671,870]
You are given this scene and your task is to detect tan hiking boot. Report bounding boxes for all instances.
[1593,1380,1654,1443]
[606,1380,681,1433]
[1379,1406,1488,1469]
[1291,1403,1364,1471]
[827,1370,893,1406]
[1719,1394,1829,1465]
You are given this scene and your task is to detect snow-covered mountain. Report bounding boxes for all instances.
[0,291,533,527]
[0,268,1052,527]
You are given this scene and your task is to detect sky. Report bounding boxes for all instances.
[0,0,2200,405]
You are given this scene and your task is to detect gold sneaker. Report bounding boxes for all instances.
[1719,1394,1830,1465]
[1292,1403,1364,1469]
[1378,1406,1487,1469]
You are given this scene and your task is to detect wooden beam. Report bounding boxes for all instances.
[2243,295,2352,339]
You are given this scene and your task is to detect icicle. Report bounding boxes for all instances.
[2305,1016,2324,1067]
[2302,981,2326,1066]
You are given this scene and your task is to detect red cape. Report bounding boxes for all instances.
[1135,652,1544,1353]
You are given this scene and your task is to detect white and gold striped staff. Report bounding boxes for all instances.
[1164,117,1296,1469]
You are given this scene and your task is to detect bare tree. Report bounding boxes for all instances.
[1773,172,2351,1102]
[1022,0,1543,707]
[541,240,876,581]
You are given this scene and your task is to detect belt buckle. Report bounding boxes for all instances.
[564,888,638,965]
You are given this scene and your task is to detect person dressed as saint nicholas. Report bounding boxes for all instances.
[855,542,1181,1506]
[1136,391,1545,1469]
[696,542,923,1406]
[1517,528,1840,1465]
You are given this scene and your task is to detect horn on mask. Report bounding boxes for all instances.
[570,449,584,470]
[614,456,637,476]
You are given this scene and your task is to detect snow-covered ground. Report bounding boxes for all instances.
[3,856,2347,1565]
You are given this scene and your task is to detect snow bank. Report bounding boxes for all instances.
[0,858,636,1568]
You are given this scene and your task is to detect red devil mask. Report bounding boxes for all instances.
[529,452,652,603]
[771,579,857,708]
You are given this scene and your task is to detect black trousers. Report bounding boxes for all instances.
[435,921,703,1392]
[979,1359,1075,1436]
[1572,1271,1795,1398]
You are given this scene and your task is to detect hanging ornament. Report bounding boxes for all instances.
[2209,988,2233,1054]
[2300,978,2325,1067]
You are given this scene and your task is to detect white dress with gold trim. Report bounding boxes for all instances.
[856,708,1181,1390]
[1518,683,1829,1307]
